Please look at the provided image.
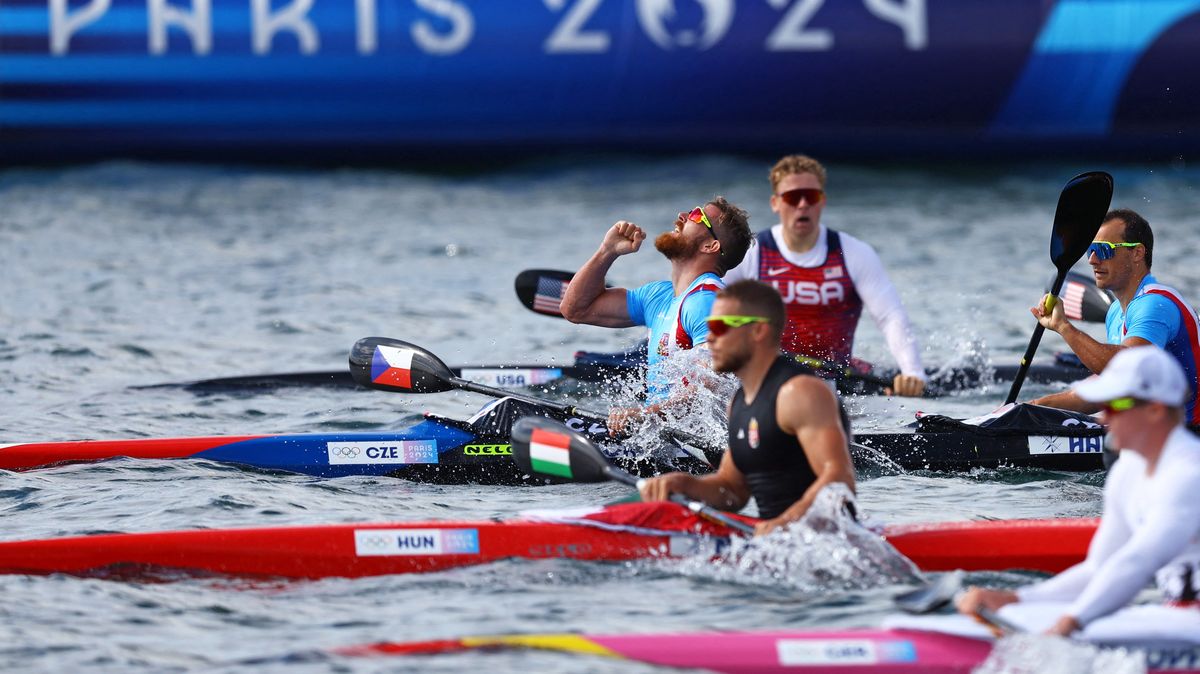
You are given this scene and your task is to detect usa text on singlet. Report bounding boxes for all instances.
[757,228,863,364]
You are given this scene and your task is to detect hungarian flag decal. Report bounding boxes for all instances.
[529,428,573,478]
[371,345,415,388]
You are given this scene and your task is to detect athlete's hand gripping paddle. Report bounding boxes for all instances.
[1005,172,1113,404]
[509,416,754,536]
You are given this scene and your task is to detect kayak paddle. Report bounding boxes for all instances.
[515,268,610,319]
[789,354,939,397]
[349,336,721,466]
[894,569,964,614]
[1005,171,1113,404]
[509,416,754,536]
[892,570,1023,629]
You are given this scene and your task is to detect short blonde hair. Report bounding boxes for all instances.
[769,155,827,193]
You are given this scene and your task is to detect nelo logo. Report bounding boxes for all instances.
[463,444,512,456]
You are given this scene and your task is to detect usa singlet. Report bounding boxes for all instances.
[757,228,863,363]
[728,355,850,520]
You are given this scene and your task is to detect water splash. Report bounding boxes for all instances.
[602,347,737,462]
[664,484,921,592]
[973,633,1145,674]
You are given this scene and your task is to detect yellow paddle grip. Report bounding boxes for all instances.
[1042,293,1057,314]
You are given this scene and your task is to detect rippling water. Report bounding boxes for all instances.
[2,159,1198,672]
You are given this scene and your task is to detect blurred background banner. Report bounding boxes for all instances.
[1,0,1198,162]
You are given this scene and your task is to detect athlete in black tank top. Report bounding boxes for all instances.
[638,280,858,537]
[728,355,850,519]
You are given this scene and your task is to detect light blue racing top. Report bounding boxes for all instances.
[626,272,723,400]
[1105,274,1200,424]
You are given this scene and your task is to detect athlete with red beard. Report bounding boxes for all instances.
[724,155,926,397]
[561,197,753,432]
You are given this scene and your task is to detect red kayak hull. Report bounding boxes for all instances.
[0,514,1097,580]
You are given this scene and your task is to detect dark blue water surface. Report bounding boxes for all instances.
[1,159,1198,672]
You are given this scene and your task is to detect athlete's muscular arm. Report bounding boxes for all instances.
[560,221,644,328]
[756,376,855,536]
[1027,389,1103,414]
[1030,296,1132,373]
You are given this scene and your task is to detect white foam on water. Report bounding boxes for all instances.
[606,347,738,463]
[973,633,1146,674]
[664,483,921,592]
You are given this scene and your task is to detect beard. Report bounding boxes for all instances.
[654,230,701,260]
[712,344,752,374]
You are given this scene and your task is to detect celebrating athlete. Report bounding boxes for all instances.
[560,197,753,431]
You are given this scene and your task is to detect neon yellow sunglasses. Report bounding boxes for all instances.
[1087,241,1141,260]
[705,315,769,337]
[1102,397,1143,415]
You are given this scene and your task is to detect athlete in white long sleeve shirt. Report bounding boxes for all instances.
[724,223,925,380]
[957,345,1200,636]
[724,155,925,397]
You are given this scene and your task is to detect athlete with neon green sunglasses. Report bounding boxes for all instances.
[1027,209,1200,425]
[640,280,857,537]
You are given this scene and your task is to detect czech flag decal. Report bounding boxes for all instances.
[371,345,414,388]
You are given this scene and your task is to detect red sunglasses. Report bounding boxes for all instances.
[777,188,825,207]
[686,206,721,242]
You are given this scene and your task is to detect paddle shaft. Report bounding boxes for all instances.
[976,606,1022,635]
[1005,273,1067,404]
[449,376,721,460]
[793,355,895,391]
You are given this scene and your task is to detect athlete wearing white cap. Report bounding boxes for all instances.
[957,346,1200,636]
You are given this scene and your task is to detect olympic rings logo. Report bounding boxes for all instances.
[356,534,392,549]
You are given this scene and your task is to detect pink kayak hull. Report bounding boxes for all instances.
[342,629,1200,673]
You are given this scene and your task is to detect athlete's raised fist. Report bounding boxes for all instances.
[601,221,646,256]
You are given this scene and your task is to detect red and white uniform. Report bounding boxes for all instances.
[724,224,925,379]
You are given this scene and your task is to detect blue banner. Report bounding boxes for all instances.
[1,0,1198,161]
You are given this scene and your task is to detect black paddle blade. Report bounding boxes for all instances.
[348,337,456,394]
[511,416,629,485]
[1045,270,1114,323]
[1005,171,1113,405]
[1050,171,1113,275]
[894,570,963,614]
[515,269,575,318]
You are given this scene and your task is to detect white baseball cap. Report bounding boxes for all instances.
[1073,345,1189,407]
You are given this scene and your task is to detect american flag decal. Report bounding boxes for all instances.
[1063,281,1086,320]
[533,277,569,315]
